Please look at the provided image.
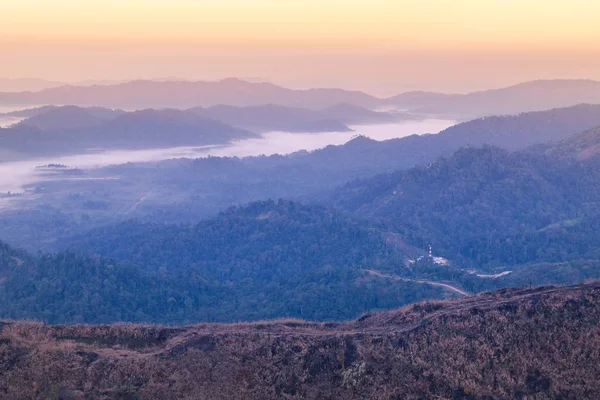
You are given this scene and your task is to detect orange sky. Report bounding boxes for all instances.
[2,0,600,94]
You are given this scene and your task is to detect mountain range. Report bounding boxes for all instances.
[4,103,600,250]
[384,79,600,117]
[0,102,419,159]
[2,102,407,135]
[188,103,412,132]
[0,108,257,159]
[3,74,600,399]
[0,78,379,110]
[3,121,600,325]
[3,78,600,118]
[331,139,600,269]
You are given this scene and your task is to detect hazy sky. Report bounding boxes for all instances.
[2,0,600,94]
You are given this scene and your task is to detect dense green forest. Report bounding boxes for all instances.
[0,201,448,324]
[2,122,600,325]
[5,176,598,325]
[62,200,409,274]
[332,129,600,269]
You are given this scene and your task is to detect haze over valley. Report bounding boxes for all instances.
[3,75,600,324]
[3,1,600,398]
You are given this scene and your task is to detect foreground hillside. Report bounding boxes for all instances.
[1,282,599,399]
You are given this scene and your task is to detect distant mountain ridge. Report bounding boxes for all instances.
[384,79,600,118]
[2,102,406,136]
[280,103,600,177]
[11,100,600,162]
[188,103,411,132]
[0,108,257,158]
[17,105,124,130]
[2,78,600,118]
[3,105,123,120]
[0,78,380,110]
[4,103,600,250]
[433,103,600,149]
[0,102,416,159]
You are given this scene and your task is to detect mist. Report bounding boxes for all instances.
[0,118,455,194]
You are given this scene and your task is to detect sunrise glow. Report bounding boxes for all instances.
[2,0,600,92]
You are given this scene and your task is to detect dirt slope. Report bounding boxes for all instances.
[1,283,600,399]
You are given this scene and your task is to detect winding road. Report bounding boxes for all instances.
[365,269,471,296]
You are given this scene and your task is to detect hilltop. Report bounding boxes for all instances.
[1,282,599,399]
[331,143,600,269]
[551,125,600,160]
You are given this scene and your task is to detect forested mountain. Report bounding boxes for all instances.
[84,109,257,147]
[15,105,124,130]
[434,103,600,150]
[62,200,408,274]
[551,125,600,160]
[278,103,600,178]
[4,104,600,250]
[1,105,80,118]
[332,136,600,269]
[0,109,257,158]
[5,133,600,324]
[1,195,599,326]
[9,102,408,135]
[6,102,600,163]
[3,283,600,399]
[384,79,600,118]
[0,201,450,324]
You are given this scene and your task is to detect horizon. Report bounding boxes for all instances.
[2,0,600,95]
[2,76,600,98]
[3,2,600,396]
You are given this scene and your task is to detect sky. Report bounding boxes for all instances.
[1,0,600,94]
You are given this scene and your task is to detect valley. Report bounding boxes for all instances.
[1,101,600,321]
[4,2,600,398]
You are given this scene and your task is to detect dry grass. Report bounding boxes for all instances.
[1,282,600,399]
